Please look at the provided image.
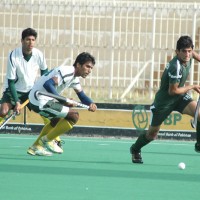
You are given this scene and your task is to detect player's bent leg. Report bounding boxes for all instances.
[65,110,79,125]
[27,119,58,156]
[41,111,79,153]
[41,115,63,149]
[39,117,75,153]
[0,102,13,125]
[27,123,54,156]
[49,118,64,148]
[32,122,53,146]
[130,126,159,164]
[30,118,63,154]
[0,102,12,117]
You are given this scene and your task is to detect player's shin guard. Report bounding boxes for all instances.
[130,132,152,153]
[46,119,73,141]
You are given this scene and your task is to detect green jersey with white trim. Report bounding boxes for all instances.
[153,56,192,109]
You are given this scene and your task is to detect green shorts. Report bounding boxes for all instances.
[30,100,66,119]
[1,88,30,109]
[150,93,193,126]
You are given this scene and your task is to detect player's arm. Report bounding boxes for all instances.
[38,50,48,76]
[6,51,21,113]
[43,77,59,96]
[43,76,74,107]
[75,89,97,112]
[192,51,200,62]
[168,83,200,95]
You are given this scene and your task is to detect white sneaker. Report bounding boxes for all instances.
[54,139,65,150]
[39,137,63,154]
[27,145,52,156]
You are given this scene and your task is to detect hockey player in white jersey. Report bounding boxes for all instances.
[0,28,48,119]
[27,52,97,156]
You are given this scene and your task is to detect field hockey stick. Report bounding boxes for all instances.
[35,91,89,109]
[0,99,30,130]
[191,96,200,128]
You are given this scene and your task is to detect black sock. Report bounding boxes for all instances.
[130,132,151,153]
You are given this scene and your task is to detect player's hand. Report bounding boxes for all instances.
[64,102,74,107]
[64,98,76,107]
[88,103,97,112]
[14,102,21,115]
[193,85,200,93]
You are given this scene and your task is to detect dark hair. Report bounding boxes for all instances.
[73,52,95,67]
[176,35,194,50]
[21,28,37,40]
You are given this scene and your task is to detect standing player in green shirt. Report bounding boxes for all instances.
[130,35,200,164]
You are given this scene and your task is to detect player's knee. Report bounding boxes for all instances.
[65,111,79,125]
[0,109,9,118]
[146,132,158,140]
[0,104,12,118]
[148,134,157,141]
[50,118,60,127]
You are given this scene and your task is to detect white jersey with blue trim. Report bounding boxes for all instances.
[29,65,82,106]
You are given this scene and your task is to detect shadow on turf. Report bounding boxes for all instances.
[0,163,200,183]
[0,152,133,164]
[144,151,199,157]
[0,154,184,169]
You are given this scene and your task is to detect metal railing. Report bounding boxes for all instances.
[1,0,200,103]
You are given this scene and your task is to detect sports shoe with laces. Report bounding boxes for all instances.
[39,137,63,154]
[54,139,65,150]
[27,145,52,156]
[195,143,200,153]
[130,147,143,164]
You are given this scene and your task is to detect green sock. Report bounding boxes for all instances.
[196,121,200,144]
[130,132,151,152]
